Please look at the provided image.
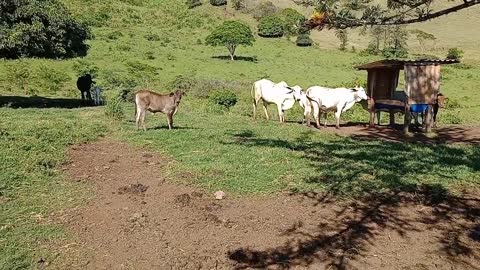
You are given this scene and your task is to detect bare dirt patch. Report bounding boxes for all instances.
[54,140,480,270]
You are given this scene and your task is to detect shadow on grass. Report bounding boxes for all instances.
[226,130,480,269]
[0,95,95,109]
[211,55,258,63]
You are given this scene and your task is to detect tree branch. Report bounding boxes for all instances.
[307,0,480,29]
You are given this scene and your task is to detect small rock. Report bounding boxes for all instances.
[214,191,226,200]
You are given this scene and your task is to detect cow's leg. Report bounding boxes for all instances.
[304,105,311,127]
[312,102,320,128]
[277,105,284,123]
[135,107,142,130]
[262,102,270,120]
[334,110,341,129]
[167,113,173,130]
[253,98,260,120]
[86,88,92,101]
[140,110,147,131]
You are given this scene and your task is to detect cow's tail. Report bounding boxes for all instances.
[251,82,256,101]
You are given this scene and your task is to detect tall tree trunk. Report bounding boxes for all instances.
[227,44,237,61]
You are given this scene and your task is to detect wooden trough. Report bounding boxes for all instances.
[356,59,458,133]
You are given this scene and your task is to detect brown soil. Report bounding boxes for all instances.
[54,140,480,270]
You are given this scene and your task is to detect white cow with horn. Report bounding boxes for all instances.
[252,79,302,123]
[306,86,368,129]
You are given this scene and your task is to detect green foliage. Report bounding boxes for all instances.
[258,15,284,38]
[209,90,238,110]
[252,1,278,21]
[170,74,198,92]
[280,8,305,36]
[231,0,246,10]
[72,60,99,78]
[101,69,138,101]
[382,26,409,58]
[105,92,125,120]
[0,0,91,59]
[335,29,348,51]
[441,111,463,124]
[144,33,161,41]
[124,60,158,85]
[296,33,312,47]
[410,29,436,51]
[186,0,202,9]
[210,0,227,6]
[205,20,255,60]
[106,30,124,40]
[4,61,32,94]
[446,48,464,60]
[38,65,71,95]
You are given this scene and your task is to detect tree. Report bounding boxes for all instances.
[293,0,480,30]
[383,26,409,58]
[205,20,255,61]
[410,29,436,52]
[252,1,278,21]
[0,0,91,59]
[335,29,348,51]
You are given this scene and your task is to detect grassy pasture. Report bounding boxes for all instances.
[1,0,480,268]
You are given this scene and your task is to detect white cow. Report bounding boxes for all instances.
[306,86,368,129]
[252,79,301,123]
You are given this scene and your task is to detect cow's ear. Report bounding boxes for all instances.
[169,92,174,97]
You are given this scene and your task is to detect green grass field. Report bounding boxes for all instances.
[1,0,480,268]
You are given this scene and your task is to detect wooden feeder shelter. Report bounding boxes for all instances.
[356,59,458,133]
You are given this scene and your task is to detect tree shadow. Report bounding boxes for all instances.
[226,130,480,269]
[0,95,95,109]
[211,55,258,62]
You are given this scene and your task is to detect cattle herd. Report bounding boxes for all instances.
[103,77,448,131]
[252,79,368,129]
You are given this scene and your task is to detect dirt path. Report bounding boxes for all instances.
[55,140,479,270]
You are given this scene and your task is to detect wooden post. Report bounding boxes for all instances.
[425,105,433,133]
[368,71,376,128]
[403,104,410,134]
[389,110,395,127]
[369,98,375,128]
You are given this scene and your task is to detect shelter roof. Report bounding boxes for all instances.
[355,59,459,70]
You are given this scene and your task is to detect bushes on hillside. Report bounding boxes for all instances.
[446,48,464,60]
[210,0,227,6]
[258,15,284,37]
[252,1,277,21]
[296,34,312,47]
[231,0,246,10]
[0,0,91,59]
[280,8,305,37]
[186,0,202,9]
[209,90,238,110]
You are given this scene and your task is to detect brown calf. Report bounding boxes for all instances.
[134,89,186,131]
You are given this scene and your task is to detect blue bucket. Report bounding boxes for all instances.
[410,104,428,113]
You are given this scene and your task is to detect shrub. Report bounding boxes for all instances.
[101,70,138,102]
[106,30,123,40]
[210,0,227,6]
[4,61,32,94]
[252,1,277,21]
[280,8,305,36]
[72,60,99,78]
[296,34,312,47]
[104,93,125,120]
[209,90,238,110]
[186,0,202,9]
[0,0,91,59]
[258,15,284,37]
[169,74,198,91]
[38,65,71,95]
[231,0,246,10]
[446,48,464,60]
[144,33,161,41]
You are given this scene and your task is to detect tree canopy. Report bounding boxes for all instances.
[205,20,255,60]
[0,0,91,59]
[293,0,480,30]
